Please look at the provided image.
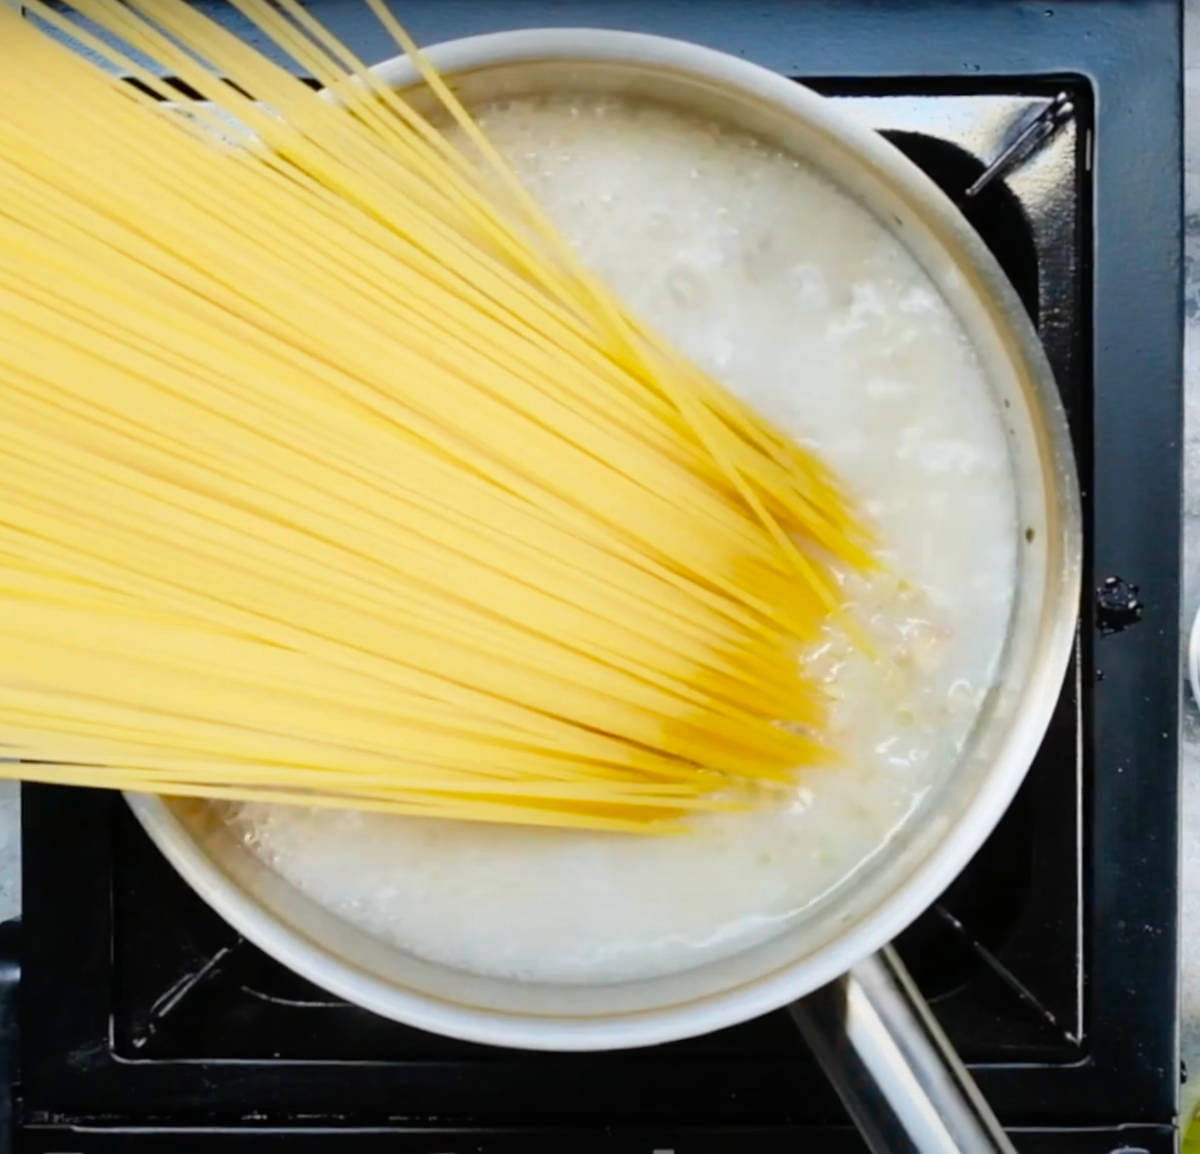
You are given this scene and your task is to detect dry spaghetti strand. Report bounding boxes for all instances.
[0,1,871,831]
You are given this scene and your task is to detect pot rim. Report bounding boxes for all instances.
[128,26,1082,1051]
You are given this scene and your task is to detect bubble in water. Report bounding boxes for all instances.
[666,268,702,307]
[790,263,830,309]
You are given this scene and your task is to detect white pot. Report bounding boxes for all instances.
[127,28,1082,1052]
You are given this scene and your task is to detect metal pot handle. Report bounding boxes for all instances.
[789,945,1018,1154]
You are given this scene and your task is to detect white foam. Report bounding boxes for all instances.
[226,94,1020,985]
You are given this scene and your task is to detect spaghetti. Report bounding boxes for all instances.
[0,0,871,831]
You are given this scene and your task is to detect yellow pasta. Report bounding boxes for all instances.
[0,0,872,831]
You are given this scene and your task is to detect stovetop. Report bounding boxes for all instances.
[6,3,1182,1153]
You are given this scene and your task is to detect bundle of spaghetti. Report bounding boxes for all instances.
[0,0,873,832]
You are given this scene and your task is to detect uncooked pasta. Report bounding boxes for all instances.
[0,0,873,831]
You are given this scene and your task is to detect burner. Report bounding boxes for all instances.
[6,3,1181,1152]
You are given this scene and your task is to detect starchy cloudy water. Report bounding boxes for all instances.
[226,94,1019,984]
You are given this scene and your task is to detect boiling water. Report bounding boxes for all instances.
[227,95,1020,984]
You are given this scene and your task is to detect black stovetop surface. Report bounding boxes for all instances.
[6,3,1182,1152]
